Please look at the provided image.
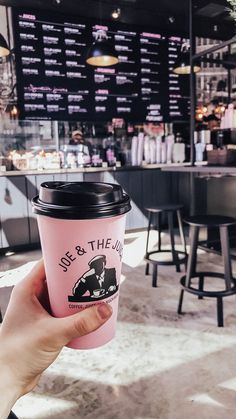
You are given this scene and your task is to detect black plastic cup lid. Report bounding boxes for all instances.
[32,181,131,219]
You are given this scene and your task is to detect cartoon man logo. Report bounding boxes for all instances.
[71,255,117,302]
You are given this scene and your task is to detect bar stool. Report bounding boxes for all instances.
[178,215,236,327]
[145,204,187,287]
[8,412,18,419]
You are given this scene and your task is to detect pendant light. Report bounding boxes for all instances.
[86,29,119,67]
[173,39,201,74]
[173,53,201,74]
[0,33,10,57]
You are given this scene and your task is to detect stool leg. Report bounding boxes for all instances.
[145,262,149,276]
[217,297,224,327]
[0,308,2,323]
[177,209,187,254]
[157,212,161,251]
[145,211,153,256]
[186,226,199,287]
[219,225,232,291]
[198,274,204,299]
[168,211,180,272]
[178,289,184,314]
[152,264,158,287]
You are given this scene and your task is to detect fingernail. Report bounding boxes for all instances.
[97,303,112,320]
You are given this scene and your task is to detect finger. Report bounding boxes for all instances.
[23,259,51,310]
[30,259,46,297]
[51,303,113,346]
[15,259,46,297]
[37,280,51,314]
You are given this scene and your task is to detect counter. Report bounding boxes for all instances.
[3,162,236,252]
[0,165,180,252]
[161,164,236,215]
[161,163,236,251]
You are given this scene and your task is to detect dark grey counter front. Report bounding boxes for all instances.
[161,164,236,250]
[4,163,236,252]
[0,167,177,251]
[161,164,236,217]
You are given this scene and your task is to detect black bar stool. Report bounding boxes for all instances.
[145,204,187,287]
[178,215,236,327]
[8,412,18,419]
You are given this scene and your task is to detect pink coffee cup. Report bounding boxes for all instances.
[32,181,131,349]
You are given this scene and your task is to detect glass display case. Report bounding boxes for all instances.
[0,118,190,171]
[0,119,61,170]
[0,118,134,171]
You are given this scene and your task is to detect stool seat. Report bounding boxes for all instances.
[145,204,187,287]
[146,203,183,213]
[184,214,236,228]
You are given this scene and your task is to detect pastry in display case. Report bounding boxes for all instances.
[9,150,62,171]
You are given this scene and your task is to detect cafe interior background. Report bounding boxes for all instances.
[0,0,236,418]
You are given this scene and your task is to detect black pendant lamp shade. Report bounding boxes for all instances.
[0,33,10,57]
[173,52,201,74]
[86,31,119,66]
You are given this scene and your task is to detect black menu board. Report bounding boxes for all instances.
[12,8,189,122]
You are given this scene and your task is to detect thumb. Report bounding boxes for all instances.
[53,303,113,346]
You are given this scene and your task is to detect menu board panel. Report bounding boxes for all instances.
[12,9,189,122]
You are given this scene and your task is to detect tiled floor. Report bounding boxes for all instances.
[1,231,236,418]
[0,248,42,272]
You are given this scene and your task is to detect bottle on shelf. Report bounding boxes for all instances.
[105,137,116,167]
[172,132,185,163]
[149,137,156,164]
[144,135,150,164]
[131,135,138,166]
[166,136,175,164]
[156,135,162,164]
[165,123,174,164]
[91,145,103,167]
[137,131,144,166]
[161,136,167,164]
[220,103,235,130]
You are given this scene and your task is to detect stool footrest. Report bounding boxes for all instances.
[145,250,187,266]
[180,272,236,298]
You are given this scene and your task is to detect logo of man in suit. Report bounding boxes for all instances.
[72,255,117,301]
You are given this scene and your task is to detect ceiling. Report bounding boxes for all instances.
[0,0,235,39]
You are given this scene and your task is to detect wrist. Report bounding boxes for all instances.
[0,362,22,419]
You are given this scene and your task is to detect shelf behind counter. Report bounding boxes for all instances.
[0,164,185,252]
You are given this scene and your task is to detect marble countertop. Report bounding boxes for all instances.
[0,163,189,177]
[161,164,236,175]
